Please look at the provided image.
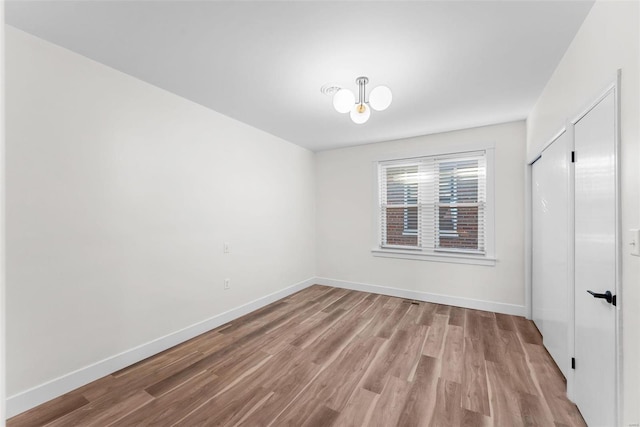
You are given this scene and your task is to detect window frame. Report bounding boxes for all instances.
[371,144,496,266]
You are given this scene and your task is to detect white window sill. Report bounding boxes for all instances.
[371,248,496,266]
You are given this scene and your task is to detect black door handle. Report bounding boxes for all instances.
[587,290,616,306]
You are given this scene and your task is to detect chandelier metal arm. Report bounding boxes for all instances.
[356,76,369,105]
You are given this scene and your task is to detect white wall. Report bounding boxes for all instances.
[5,26,315,402]
[1,6,6,427]
[526,1,640,424]
[316,121,526,311]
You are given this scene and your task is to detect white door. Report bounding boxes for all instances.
[531,159,544,333]
[532,132,571,377]
[573,90,618,427]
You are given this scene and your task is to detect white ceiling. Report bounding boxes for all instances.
[6,1,594,151]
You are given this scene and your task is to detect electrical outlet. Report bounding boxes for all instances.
[223,242,231,254]
[224,278,230,290]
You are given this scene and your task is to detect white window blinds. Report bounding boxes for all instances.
[379,151,487,254]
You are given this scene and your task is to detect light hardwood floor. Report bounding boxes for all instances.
[8,285,585,426]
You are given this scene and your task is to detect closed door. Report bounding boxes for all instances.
[532,132,571,377]
[573,90,618,426]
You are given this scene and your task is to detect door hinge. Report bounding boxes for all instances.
[571,151,576,163]
[571,357,576,369]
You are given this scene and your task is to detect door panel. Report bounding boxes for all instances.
[532,160,544,334]
[532,132,570,377]
[574,91,617,427]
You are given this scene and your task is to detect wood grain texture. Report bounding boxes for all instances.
[5,393,89,427]
[8,285,585,427]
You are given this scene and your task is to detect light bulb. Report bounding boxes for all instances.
[350,103,370,124]
[369,86,392,111]
[333,88,355,114]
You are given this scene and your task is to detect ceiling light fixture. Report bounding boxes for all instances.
[325,77,392,124]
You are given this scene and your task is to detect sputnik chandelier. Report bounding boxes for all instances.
[322,77,392,124]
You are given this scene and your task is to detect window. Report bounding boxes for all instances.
[376,150,493,263]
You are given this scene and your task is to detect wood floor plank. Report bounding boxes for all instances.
[79,349,205,404]
[72,374,119,402]
[284,285,331,303]
[436,304,451,315]
[504,349,540,395]
[363,328,418,393]
[233,358,322,426]
[5,392,89,427]
[8,287,584,427]
[474,309,496,319]
[517,392,556,426]
[396,355,439,427]
[423,313,448,357]
[259,311,330,355]
[291,308,347,348]
[397,302,423,329]
[440,324,464,383]
[46,390,153,427]
[461,337,491,417]
[464,309,483,339]
[389,324,428,381]
[364,324,427,393]
[367,376,412,427]
[498,328,526,354]
[322,291,363,313]
[417,301,438,326]
[481,315,505,363]
[448,306,465,326]
[461,408,492,427]
[314,287,350,309]
[108,370,219,426]
[308,296,378,366]
[486,360,525,427]
[301,405,341,427]
[217,301,289,335]
[376,302,410,339]
[173,385,271,427]
[318,336,384,412]
[513,316,543,345]
[111,343,203,379]
[144,361,207,398]
[430,378,462,427]
[523,345,586,427]
[495,312,517,331]
[358,304,393,338]
[332,387,378,427]
[272,336,383,425]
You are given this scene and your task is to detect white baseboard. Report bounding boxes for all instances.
[6,277,316,419]
[314,277,526,317]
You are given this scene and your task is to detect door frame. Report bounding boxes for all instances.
[525,71,622,422]
[569,70,622,425]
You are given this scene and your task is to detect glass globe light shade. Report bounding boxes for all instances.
[333,88,355,114]
[369,86,392,111]
[350,103,370,124]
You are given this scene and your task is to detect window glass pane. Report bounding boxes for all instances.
[386,166,418,205]
[438,206,479,250]
[384,165,419,246]
[385,207,418,246]
[438,160,478,204]
[437,159,481,251]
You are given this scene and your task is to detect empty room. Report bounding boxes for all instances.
[2,0,639,426]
